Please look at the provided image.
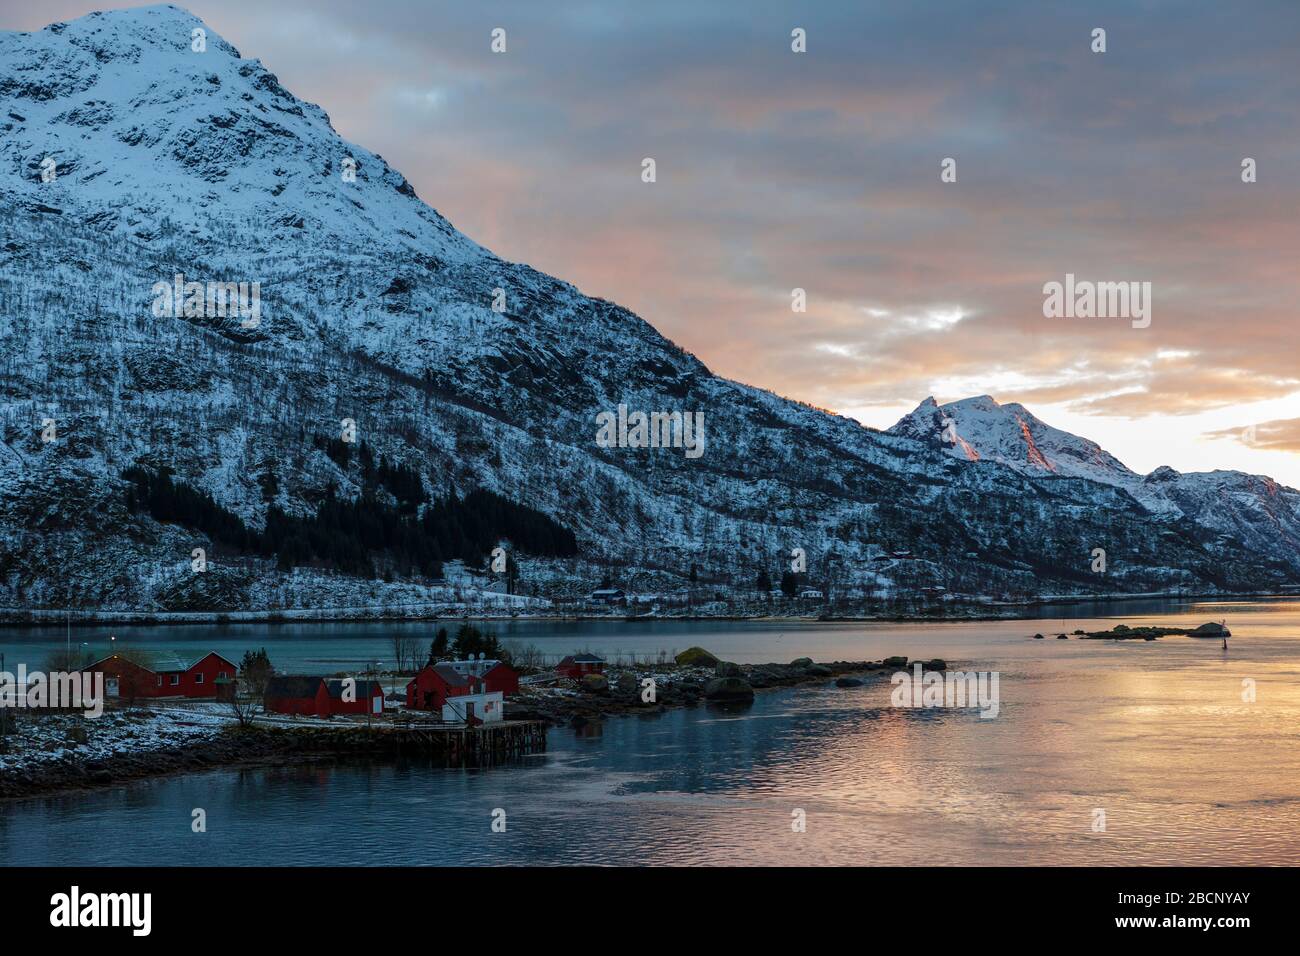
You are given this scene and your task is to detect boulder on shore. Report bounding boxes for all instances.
[676,647,720,667]
[789,657,814,668]
[704,676,755,702]
[883,656,908,667]
[581,673,609,693]
[835,676,864,688]
[715,661,742,677]
[1191,622,1231,638]
[614,672,638,694]
[805,664,832,677]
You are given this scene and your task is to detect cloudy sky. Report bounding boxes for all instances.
[6,0,1300,485]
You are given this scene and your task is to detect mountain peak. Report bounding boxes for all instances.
[36,5,234,56]
[888,394,1134,484]
[0,6,482,264]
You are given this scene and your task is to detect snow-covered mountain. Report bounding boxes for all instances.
[887,396,1300,566]
[1,6,1297,616]
[887,395,1135,486]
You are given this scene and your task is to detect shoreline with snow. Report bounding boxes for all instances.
[1,655,918,802]
[0,725,387,803]
[2,588,1295,629]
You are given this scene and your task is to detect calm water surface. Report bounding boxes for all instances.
[2,598,1298,865]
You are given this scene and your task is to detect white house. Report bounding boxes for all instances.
[445,657,507,679]
[441,690,505,724]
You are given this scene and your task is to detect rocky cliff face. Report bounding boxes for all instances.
[1,6,1296,616]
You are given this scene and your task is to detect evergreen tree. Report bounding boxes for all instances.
[780,569,800,597]
[239,647,274,696]
[428,627,449,663]
[121,463,575,585]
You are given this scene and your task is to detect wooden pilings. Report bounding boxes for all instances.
[274,719,548,769]
[389,720,548,767]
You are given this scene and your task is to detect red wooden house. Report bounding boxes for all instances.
[405,663,473,711]
[556,653,605,679]
[466,660,519,696]
[264,676,385,716]
[405,659,519,711]
[83,650,237,700]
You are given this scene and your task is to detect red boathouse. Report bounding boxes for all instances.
[556,653,605,679]
[264,676,385,716]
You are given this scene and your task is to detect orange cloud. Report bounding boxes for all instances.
[1205,418,1300,453]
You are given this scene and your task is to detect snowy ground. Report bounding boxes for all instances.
[0,704,233,772]
[0,691,424,775]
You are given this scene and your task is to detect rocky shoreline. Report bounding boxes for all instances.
[508,652,944,725]
[1,653,941,802]
[0,727,387,803]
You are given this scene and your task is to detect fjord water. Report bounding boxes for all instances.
[2,598,1298,865]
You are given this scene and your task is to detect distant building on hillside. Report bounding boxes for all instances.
[588,588,626,605]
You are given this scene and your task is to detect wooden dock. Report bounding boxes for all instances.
[389,719,548,767]
[260,718,550,768]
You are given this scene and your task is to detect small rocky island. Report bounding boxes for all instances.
[1061,621,1232,640]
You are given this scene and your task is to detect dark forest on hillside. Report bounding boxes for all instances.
[123,445,577,581]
